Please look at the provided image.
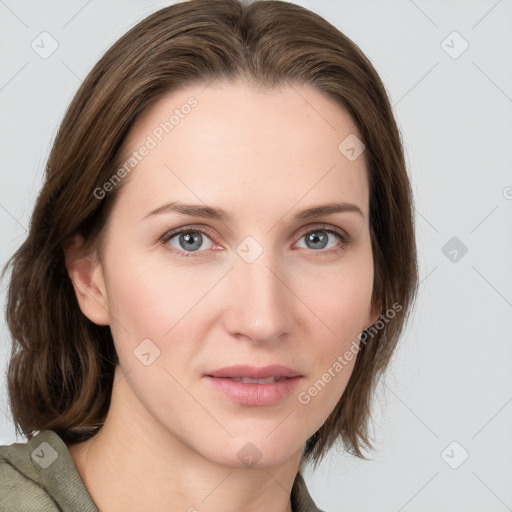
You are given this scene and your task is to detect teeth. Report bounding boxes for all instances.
[232,376,281,384]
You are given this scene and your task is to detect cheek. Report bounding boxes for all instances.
[298,354,356,419]
[295,286,366,431]
[101,250,167,357]
[103,249,226,367]
[304,251,374,340]
[295,251,373,405]
[107,264,171,335]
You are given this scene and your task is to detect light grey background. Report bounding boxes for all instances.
[1,1,511,511]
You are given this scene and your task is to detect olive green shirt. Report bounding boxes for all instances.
[0,430,323,511]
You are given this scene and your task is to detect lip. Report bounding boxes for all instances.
[203,376,302,406]
[204,364,301,379]
[203,365,303,407]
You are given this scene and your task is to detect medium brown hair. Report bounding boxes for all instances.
[1,0,418,466]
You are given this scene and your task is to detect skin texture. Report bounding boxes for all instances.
[64,80,380,512]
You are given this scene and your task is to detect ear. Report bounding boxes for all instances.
[63,234,110,326]
[362,297,381,332]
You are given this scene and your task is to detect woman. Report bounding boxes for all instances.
[0,0,418,510]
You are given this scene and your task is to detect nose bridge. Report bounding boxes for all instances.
[226,246,292,343]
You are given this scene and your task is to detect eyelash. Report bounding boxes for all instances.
[159,224,352,258]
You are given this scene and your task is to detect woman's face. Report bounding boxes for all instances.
[86,80,379,467]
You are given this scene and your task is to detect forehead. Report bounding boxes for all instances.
[115,80,369,219]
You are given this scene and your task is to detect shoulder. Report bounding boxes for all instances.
[0,439,59,511]
[0,430,97,512]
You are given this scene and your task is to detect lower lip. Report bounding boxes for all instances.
[203,376,302,406]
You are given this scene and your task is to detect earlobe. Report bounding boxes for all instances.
[363,298,381,332]
[63,234,110,326]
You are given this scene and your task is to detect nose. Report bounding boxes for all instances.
[221,249,295,345]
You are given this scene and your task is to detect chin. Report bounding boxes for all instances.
[199,434,301,469]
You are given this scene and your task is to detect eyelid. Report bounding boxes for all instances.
[159,222,352,257]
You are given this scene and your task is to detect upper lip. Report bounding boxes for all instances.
[205,365,301,379]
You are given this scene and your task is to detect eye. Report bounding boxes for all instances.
[162,228,215,257]
[295,225,349,253]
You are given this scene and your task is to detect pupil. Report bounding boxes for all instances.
[181,232,202,250]
[308,231,327,249]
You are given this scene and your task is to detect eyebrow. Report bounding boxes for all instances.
[143,201,364,222]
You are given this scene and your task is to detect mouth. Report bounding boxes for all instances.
[203,365,303,406]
